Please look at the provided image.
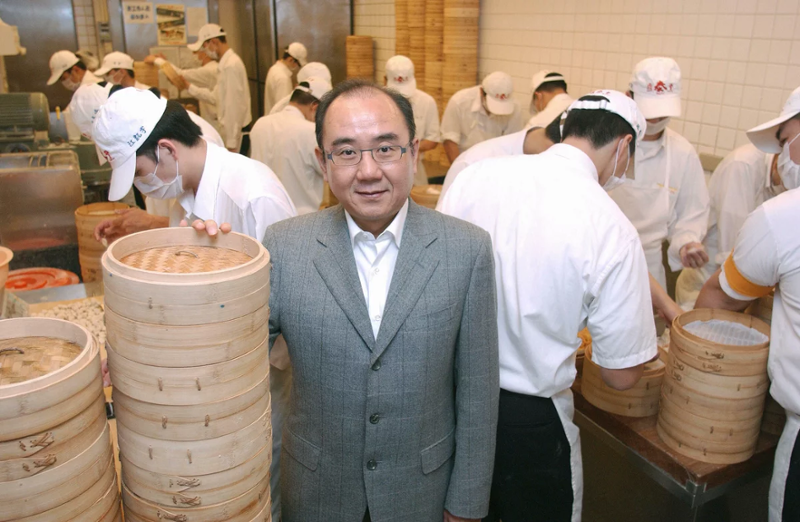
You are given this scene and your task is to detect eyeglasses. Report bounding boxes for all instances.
[326,143,410,167]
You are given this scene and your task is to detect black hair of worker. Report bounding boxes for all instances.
[561,95,636,156]
[537,71,567,94]
[290,82,321,105]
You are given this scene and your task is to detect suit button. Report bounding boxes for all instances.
[367,459,378,470]
[371,360,381,371]
[370,413,380,424]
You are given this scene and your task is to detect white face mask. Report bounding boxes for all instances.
[645,117,671,136]
[61,77,80,91]
[203,45,218,61]
[603,139,630,192]
[133,148,185,199]
[778,133,800,190]
[105,70,123,85]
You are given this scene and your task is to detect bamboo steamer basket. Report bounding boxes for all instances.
[657,309,771,464]
[395,0,410,57]
[746,292,773,325]
[761,395,786,436]
[575,328,590,376]
[161,61,187,91]
[410,184,442,209]
[75,203,129,282]
[320,181,339,209]
[346,36,374,80]
[133,61,160,89]
[0,246,12,309]
[424,0,444,104]
[407,0,426,91]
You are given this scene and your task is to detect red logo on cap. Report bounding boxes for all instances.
[394,76,406,83]
[495,93,508,100]
[654,81,673,94]
[102,150,113,162]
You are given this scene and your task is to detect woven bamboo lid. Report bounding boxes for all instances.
[0,336,83,385]
[120,245,253,273]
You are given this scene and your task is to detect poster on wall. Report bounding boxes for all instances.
[156,4,186,46]
[122,1,154,24]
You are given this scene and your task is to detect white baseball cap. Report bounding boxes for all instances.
[187,24,226,52]
[70,81,114,139]
[92,88,167,201]
[287,42,308,66]
[47,50,80,85]
[531,70,566,93]
[296,77,332,100]
[298,62,331,83]
[94,51,135,77]
[747,86,800,154]
[629,57,682,119]
[567,90,647,144]
[385,55,416,96]
[482,71,515,116]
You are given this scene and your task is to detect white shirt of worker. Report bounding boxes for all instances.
[437,128,527,205]
[188,48,252,150]
[717,188,800,522]
[64,70,102,141]
[608,127,710,288]
[155,57,220,133]
[250,105,323,215]
[408,89,440,186]
[526,92,573,130]
[440,85,524,154]
[439,145,657,522]
[263,60,293,115]
[675,144,778,309]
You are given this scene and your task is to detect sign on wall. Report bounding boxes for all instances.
[122,1,154,24]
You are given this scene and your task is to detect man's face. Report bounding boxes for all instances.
[60,66,83,85]
[778,118,800,163]
[317,91,418,231]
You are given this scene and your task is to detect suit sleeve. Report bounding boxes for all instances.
[445,232,500,519]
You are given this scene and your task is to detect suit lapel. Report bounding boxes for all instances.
[373,202,439,360]
[312,208,376,351]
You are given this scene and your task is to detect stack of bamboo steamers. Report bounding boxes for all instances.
[0,317,121,521]
[103,228,273,521]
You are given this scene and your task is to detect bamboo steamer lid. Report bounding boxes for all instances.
[410,184,442,209]
[346,36,374,80]
[746,292,774,325]
[161,61,188,91]
[133,61,160,89]
[75,203,129,282]
[0,246,13,308]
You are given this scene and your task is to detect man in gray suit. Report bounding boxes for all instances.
[264,79,499,522]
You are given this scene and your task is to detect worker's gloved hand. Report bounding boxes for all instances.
[180,219,232,237]
[94,208,164,243]
[680,242,709,269]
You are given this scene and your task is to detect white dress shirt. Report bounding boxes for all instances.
[439,144,657,397]
[525,92,573,130]
[188,49,252,150]
[155,57,219,132]
[440,85,524,154]
[269,93,292,115]
[408,89,441,186]
[437,129,528,206]
[65,70,102,141]
[264,61,293,116]
[250,105,323,215]
[345,200,409,338]
[188,111,224,148]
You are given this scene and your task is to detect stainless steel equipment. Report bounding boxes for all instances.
[47,141,113,203]
[0,93,50,152]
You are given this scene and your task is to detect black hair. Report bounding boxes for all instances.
[561,95,636,156]
[536,72,567,94]
[545,112,563,144]
[214,35,226,44]
[126,68,135,79]
[136,100,203,162]
[290,82,320,105]
[72,60,87,72]
[314,79,416,151]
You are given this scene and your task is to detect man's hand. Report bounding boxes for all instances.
[101,357,112,387]
[143,54,157,65]
[680,242,709,269]
[180,218,232,237]
[94,208,168,243]
[443,511,479,522]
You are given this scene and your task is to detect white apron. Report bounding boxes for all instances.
[610,138,673,289]
[552,388,583,522]
[769,410,800,521]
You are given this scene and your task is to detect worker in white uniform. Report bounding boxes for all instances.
[439,90,659,522]
[696,86,800,522]
[94,52,149,89]
[250,77,332,214]
[608,57,710,289]
[263,42,308,115]
[438,113,563,204]
[145,49,221,134]
[47,50,102,141]
[183,24,252,153]
[440,71,523,163]
[675,146,782,309]
[269,61,331,115]
[384,55,440,186]
[526,70,574,130]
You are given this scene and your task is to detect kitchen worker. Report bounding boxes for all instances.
[250,77,332,214]
[695,88,800,522]
[384,55,440,186]
[264,42,308,115]
[145,49,221,134]
[269,61,331,115]
[440,71,523,163]
[47,50,102,141]
[526,70,573,130]
[439,90,659,522]
[608,57,710,289]
[437,114,563,204]
[183,24,252,153]
[94,51,149,89]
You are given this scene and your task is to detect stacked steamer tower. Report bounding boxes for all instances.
[103,228,273,521]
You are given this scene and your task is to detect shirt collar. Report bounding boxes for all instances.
[345,199,409,248]
[470,87,488,115]
[180,138,219,221]
[638,129,668,160]
[547,143,599,182]
[282,105,305,119]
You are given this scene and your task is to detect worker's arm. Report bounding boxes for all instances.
[419,139,439,153]
[695,269,751,311]
[440,98,462,163]
[649,273,684,324]
[443,140,461,163]
[600,364,644,391]
[94,208,168,242]
[667,150,711,270]
[186,81,218,106]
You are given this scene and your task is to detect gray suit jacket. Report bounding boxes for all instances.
[264,201,499,522]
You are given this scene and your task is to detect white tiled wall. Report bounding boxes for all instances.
[72,0,99,58]
[354,0,800,158]
[354,0,396,83]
